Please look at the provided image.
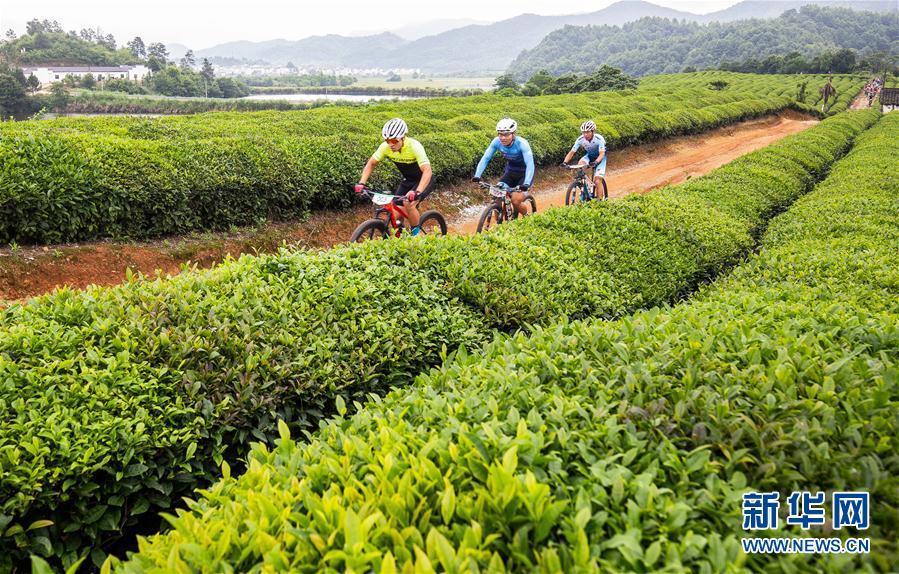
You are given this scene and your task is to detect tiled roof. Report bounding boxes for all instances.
[881,88,899,106]
[23,65,138,73]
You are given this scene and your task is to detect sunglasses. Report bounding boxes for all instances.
[385,138,402,145]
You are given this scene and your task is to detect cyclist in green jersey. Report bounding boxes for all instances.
[355,118,433,234]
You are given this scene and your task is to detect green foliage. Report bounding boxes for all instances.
[508,6,897,78]
[0,73,808,244]
[235,71,357,88]
[48,83,69,112]
[721,48,862,75]
[0,64,28,118]
[111,112,897,573]
[522,65,637,96]
[2,28,138,66]
[0,110,878,570]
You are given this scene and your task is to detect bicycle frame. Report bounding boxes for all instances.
[565,164,595,201]
[361,188,411,238]
[481,182,519,220]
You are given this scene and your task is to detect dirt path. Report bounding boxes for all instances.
[0,111,818,303]
[850,89,873,110]
[452,110,818,234]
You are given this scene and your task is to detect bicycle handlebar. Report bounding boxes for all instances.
[357,186,409,205]
[478,181,522,193]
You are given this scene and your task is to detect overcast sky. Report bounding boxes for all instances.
[1,0,743,49]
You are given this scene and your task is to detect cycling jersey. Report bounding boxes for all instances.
[571,134,606,161]
[372,137,430,182]
[475,136,535,186]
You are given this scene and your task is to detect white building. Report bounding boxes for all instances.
[881,88,898,113]
[22,65,151,85]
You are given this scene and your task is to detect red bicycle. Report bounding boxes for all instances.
[350,187,447,242]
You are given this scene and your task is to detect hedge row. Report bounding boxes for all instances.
[111,112,898,572]
[0,110,878,570]
[0,74,804,244]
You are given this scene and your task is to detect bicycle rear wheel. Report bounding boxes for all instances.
[350,219,390,242]
[514,195,537,218]
[597,177,608,200]
[418,210,447,236]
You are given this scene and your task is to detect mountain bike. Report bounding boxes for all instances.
[350,187,447,242]
[563,162,607,205]
[475,181,537,233]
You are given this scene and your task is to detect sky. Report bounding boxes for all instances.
[0,0,743,49]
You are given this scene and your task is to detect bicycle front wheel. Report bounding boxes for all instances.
[598,177,608,200]
[350,219,390,242]
[476,204,504,233]
[565,181,583,206]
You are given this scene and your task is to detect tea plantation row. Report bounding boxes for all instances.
[0,110,879,570]
[111,112,898,572]
[0,72,863,245]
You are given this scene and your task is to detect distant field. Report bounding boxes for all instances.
[353,75,497,90]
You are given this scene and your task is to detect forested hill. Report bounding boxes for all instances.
[507,5,899,79]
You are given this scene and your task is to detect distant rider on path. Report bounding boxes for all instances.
[356,118,433,235]
[471,117,535,217]
[562,120,606,196]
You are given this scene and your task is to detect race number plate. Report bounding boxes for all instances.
[372,193,395,205]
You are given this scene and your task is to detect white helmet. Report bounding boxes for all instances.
[382,118,408,140]
[496,118,517,134]
[580,120,596,132]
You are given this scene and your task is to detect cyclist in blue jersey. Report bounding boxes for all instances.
[562,120,606,196]
[472,118,535,217]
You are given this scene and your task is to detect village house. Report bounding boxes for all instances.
[881,88,899,113]
[21,64,151,85]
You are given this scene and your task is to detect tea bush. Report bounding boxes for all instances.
[0,110,878,570]
[0,72,828,244]
[111,113,897,573]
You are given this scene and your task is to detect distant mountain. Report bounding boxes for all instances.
[698,0,895,22]
[391,19,489,41]
[195,33,404,68]
[360,1,700,73]
[189,0,896,73]
[506,4,898,78]
[165,43,190,61]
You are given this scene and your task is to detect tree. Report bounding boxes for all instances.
[80,73,96,89]
[493,73,519,91]
[201,58,215,82]
[49,82,69,112]
[180,49,195,69]
[127,36,146,58]
[26,74,40,94]
[4,29,15,41]
[521,69,553,95]
[0,65,27,117]
[100,33,117,51]
[147,42,169,60]
[216,77,249,98]
[26,19,62,35]
[146,56,165,73]
[79,28,94,42]
[386,73,401,82]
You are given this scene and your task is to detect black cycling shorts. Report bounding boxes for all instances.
[500,170,527,189]
[394,177,435,201]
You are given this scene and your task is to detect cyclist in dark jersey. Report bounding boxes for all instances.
[355,118,433,235]
[471,118,535,217]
